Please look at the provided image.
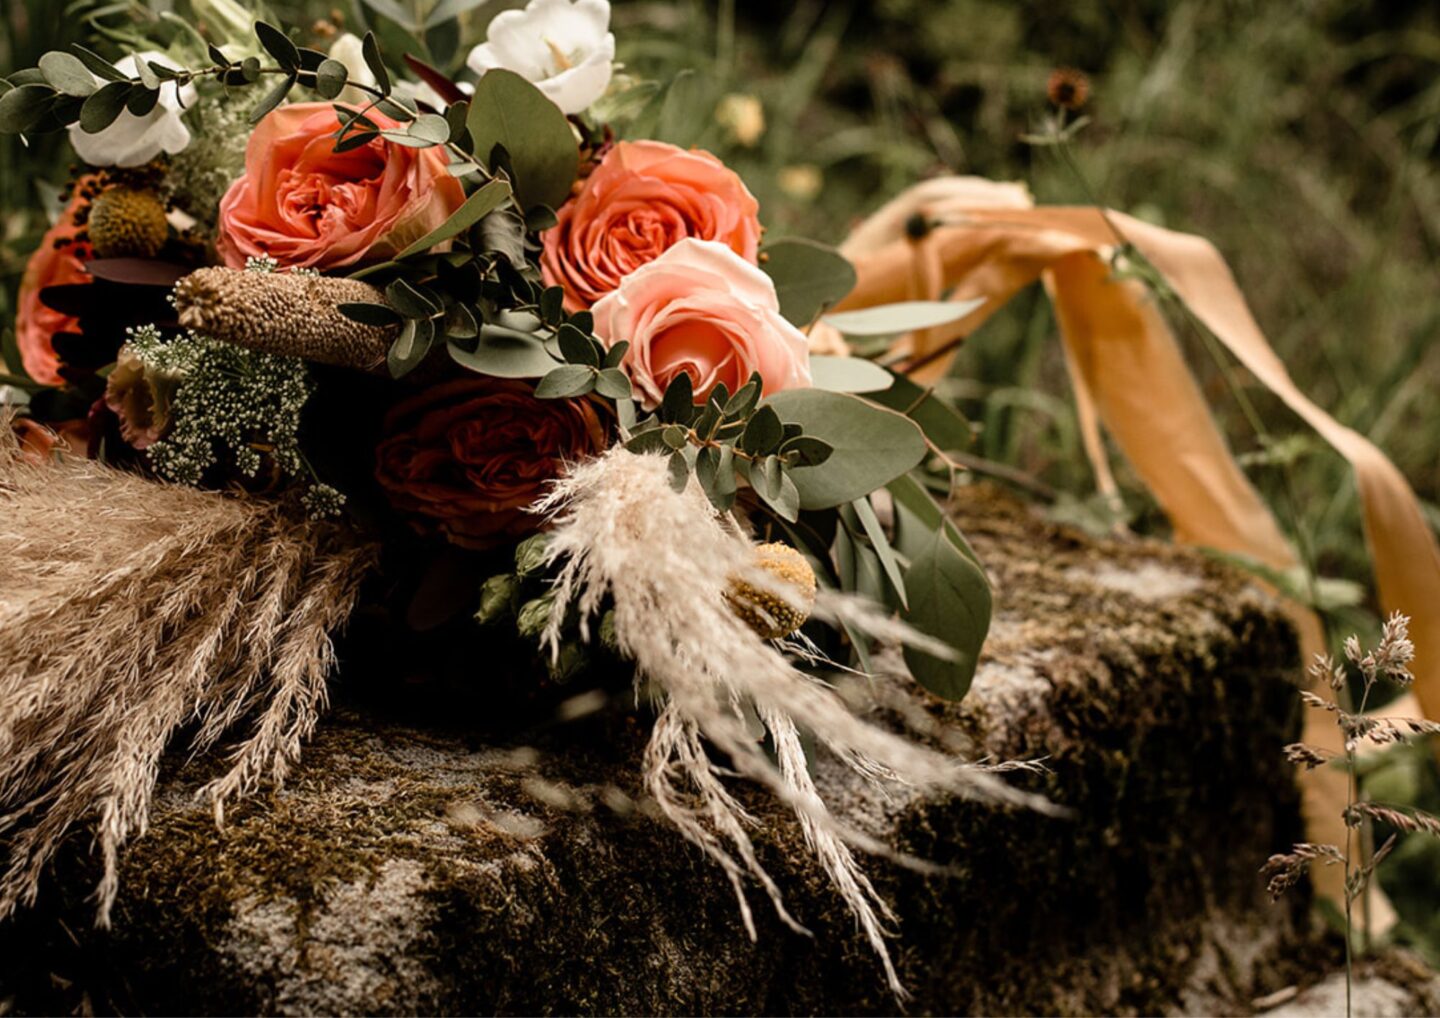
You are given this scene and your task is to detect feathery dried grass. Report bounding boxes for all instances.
[537,448,1055,998]
[0,426,376,921]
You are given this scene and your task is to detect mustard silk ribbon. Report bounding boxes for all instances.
[826,179,1440,916]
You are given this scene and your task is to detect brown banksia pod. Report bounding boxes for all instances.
[728,541,817,640]
[89,186,169,259]
[172,267,400,372]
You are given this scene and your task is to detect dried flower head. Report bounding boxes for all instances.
[172,266,398,372]
[1047,67,1090,112]
[728,542,817,639]
[1282,742,1333,770]
[1374,611,1415,685]
[88,186,169,259]
[1261,843,1344,900]
[1308,651,1345,691]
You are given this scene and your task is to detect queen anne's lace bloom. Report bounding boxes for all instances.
[466,0,615,115]
[68,52,196,168]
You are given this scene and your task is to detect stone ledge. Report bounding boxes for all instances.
[0,485,1313,1015]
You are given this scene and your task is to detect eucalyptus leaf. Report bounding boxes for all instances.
[396,178,510,258]
[466,68,577,210]
[69,45,125,83]
[902,526,991,701]
[558,324,600,366]
[39,52,97,97]
[448,330,558,378]
[763,389,927,509]
[314,58,348,100]
[866,372,973,452]
[361,31,391,94]
[478,201,527,267]
[667,450,690,493]
[78,81,130,132]
[126,86,160,117]
[660,370,694,424]
[255,21,300,71]
[602,340,629,370]
[388,318,434,378]
[409,112,450,144]
[594,367,632,400]
[249,73,295,124]
[740,405,783,455]
[761,238,857,326]
[338,301,403,327]
[809,354,893,394]
[822,298,987,337]
[0,85,55,134]
[851,495,907,609]
[535,364,596,399]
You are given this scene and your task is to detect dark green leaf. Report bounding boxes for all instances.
[444,303,478,339]
[780,434,833,467]
[388,318,434,377]
[78,80,130,133]
[70,45,126,83]
[626,428,670,455]
[448,330,558,378]
[902,526,991,701]
[756,454,783,500]
[381,129,438,148]
[739,404,783,455]
[338,301,403,327]
[851,495,907,609]
[333,129,380,152]
[241,57,261,83]
[660,371,694,424]
[594,367,632,400]
[761,238,857,326]
[315,58,348,100]
[763,389,927,509]
[809,354,894,394]
[535,364,596,398]
[0,84,57,133]
[602,340,629,369]
[866,372,973,452]
[126,85,159,117]
[757,465,800,522]
[466,68,578,210]
[361,31,391,94]
[395,178,510,258]
[39,52,97,97]
[540,286,564,326]
[478,201,526,267]
[724,373,762,418]
[662,424,688,450]
[668,450,690,492]
[249,73,295,124]
[557,323,599,366]
[445,99,469,141]
[385,278,442,318]
[255,21,301,71]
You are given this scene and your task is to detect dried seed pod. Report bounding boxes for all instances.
[727,541,817,639]
[172,266,399,372]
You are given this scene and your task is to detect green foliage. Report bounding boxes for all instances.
[466,68,578,212]
[759,237,856,326]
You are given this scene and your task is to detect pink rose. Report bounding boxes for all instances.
[541,140,761,311]
[217,103,465,271]
[590,238,811,408]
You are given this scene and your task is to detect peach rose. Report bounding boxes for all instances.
[590,238,811,408]
[217,103,465,271]
[15,187,92,386]
[375,377,609,549]
[541,140,761,311]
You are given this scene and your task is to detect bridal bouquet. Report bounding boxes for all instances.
[0,0,1029,995]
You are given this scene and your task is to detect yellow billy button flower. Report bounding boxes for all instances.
[88,186,168,259]
[727,542,817,640]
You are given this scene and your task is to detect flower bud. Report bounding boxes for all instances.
[514,533,552,578]
[475,573,518,625]
[516,591,557,640]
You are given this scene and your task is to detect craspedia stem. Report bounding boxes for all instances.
[171,267,399,372]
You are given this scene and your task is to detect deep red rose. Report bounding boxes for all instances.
[375,377,609,549]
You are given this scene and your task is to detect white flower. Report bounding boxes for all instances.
[69,52,196,168]
[465,0,615,115]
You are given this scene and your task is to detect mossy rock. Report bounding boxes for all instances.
[1,486,1319,1015]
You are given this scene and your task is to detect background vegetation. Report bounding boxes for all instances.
[3,0,1438,963]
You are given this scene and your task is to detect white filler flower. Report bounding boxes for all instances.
[466,0,615,115]
[69,52,197,168]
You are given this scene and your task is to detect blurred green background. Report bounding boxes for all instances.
[3,0,1439,960]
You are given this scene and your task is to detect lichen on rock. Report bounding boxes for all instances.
[0,484,1347,1015]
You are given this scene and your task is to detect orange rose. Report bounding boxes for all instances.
[541,140,761,311]
[217,103,465,271]
[15,187,92,386]
[375,378,609,549]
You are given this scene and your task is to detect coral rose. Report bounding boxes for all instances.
[15,187,92,386]
[217,103,465,271]
[541,140,761,311]
[375,377,609,549]
[590,238,811,408]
